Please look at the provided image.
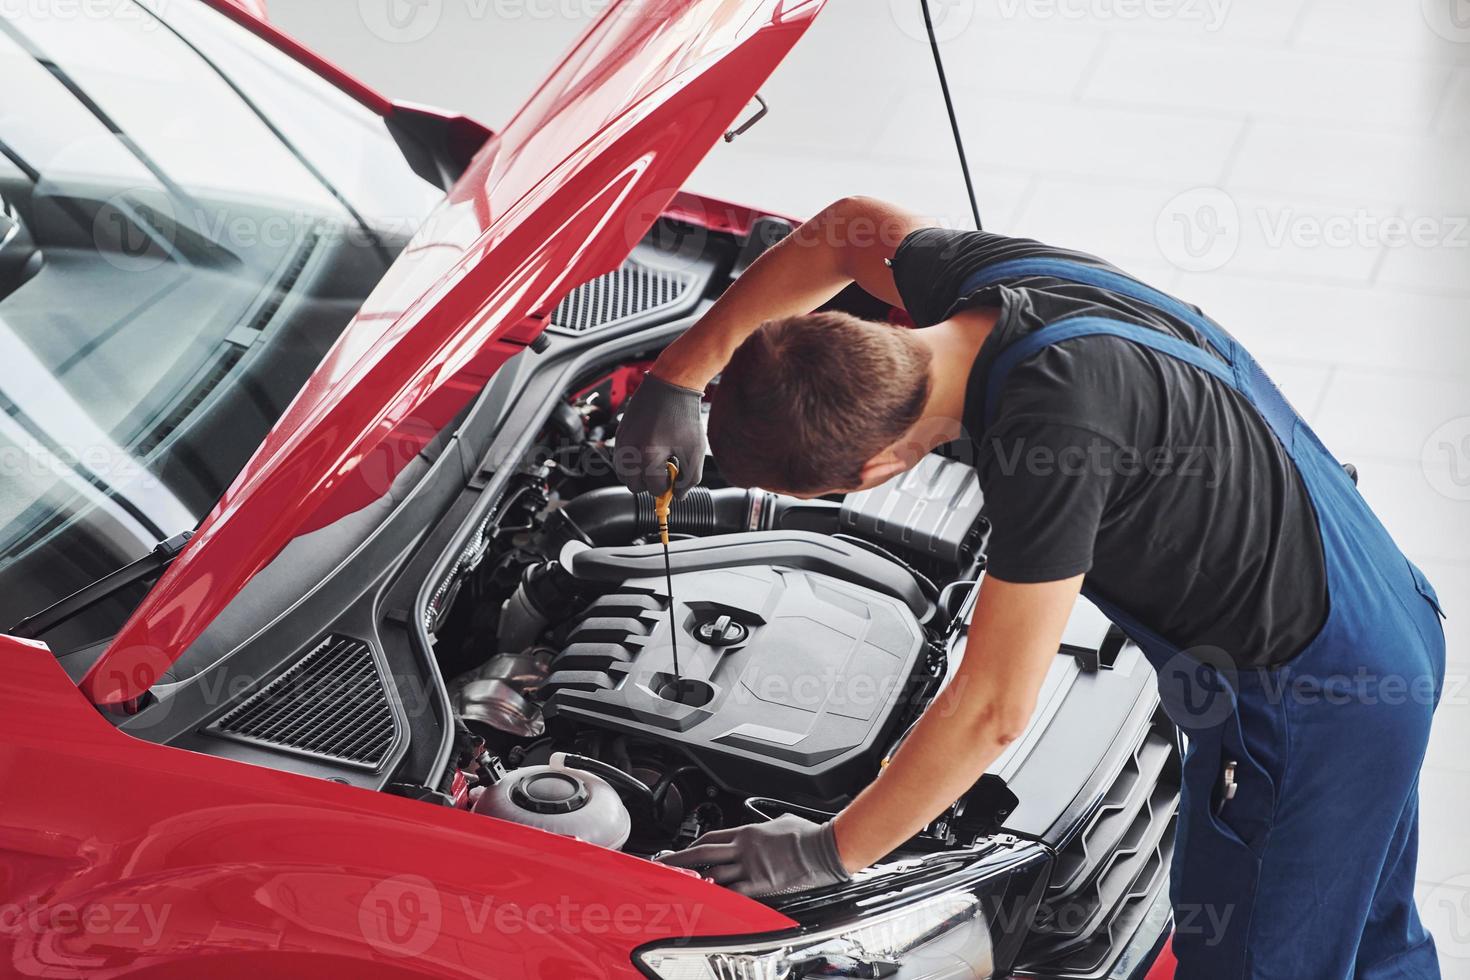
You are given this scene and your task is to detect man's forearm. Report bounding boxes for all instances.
[652,213,849,389]
[833,701,1018,870]
[651,196,923,389]
[831,574,1084,871]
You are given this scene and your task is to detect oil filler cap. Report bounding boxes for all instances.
[695,614,748,647]
[511,771,589,814]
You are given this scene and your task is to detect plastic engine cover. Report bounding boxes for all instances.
[839,453,986,569]
[543,548,928,807]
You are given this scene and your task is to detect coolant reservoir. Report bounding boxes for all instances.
[474,762,632,849]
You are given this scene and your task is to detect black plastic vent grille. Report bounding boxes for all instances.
[206,636,399,770]
[1019,711,1180,977]
[548,259,696,335]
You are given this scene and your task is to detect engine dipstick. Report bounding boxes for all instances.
[654,458,682,691]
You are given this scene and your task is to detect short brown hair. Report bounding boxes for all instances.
[708,311,931,494]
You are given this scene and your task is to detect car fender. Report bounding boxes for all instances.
[0,636,794,977]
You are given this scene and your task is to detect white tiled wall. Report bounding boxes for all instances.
[272,0,1470,967]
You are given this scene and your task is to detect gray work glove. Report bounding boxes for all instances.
[616,373,705,498]
[657,815,851,898]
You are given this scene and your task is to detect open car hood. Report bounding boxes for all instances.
[82,0,827,706]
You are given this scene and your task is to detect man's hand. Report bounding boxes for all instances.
[656,814,851,898]
[616,373,706,497]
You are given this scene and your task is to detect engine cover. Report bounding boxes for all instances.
[543,535,929,807]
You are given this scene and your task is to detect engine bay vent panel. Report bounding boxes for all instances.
[548,257,698,335]
[1019,711,1181,974]
[205,635,402,770]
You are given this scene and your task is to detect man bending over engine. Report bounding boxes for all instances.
[615,196,1446,979]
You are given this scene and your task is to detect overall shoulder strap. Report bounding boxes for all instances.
[959,257,1235,360]
[964,257,1298,449]
[983,316,1240,428]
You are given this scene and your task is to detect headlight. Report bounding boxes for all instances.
[634,890,992,980]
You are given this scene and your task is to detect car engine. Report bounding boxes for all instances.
[430,358,990,857]
[545,532,931,805]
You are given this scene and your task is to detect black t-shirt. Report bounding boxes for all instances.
[892,228,1327,668]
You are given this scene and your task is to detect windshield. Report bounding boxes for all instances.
[0,0,443,653]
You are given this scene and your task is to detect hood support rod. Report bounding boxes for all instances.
[921,0,983,231]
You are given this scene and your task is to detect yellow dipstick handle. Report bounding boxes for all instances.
[654,459,679,546]
[655,459,682,689]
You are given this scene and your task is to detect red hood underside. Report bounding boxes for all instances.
[81,0,827,706]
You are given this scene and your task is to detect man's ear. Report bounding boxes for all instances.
[856,449,910,490]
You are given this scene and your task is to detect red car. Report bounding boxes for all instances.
[0,2,1179,977]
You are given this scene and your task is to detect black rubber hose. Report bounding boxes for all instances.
[552,752,661,821]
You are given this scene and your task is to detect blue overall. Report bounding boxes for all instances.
[961,260,1448,978]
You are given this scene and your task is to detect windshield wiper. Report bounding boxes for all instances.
[10,530,192,640]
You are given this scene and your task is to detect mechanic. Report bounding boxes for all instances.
[617,196,1446,978]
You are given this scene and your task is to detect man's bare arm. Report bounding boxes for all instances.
[832,574,1084,870]
[652,196,926,390]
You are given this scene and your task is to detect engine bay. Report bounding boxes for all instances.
[426,354,996,859]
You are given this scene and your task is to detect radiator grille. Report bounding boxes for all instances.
[206,636,399,769]
[548,259,696,335]
[1019,711,1180,977]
